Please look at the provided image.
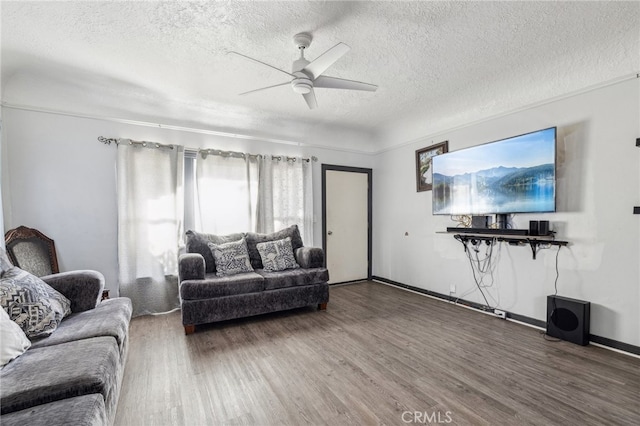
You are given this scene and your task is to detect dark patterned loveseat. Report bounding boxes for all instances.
[178,225,329,335]
[1,249,131,426]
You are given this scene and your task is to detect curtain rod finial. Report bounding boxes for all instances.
[98,136,118,145]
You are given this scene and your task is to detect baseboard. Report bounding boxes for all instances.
[589,335,640,356]
[371,275,640,357]
[508,312,546,329]
[329,279,369,286]
[372,276,495,314]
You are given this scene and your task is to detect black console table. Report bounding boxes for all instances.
[442,231,568,259]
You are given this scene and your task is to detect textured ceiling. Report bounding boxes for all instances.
[1,1,639,153]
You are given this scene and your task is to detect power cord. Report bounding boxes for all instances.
[451,215,472,227]
[459,237,495,309]
[454,232,564,338]
[453,236,503,309]
[541,245,562,341]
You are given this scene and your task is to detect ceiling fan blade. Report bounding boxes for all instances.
[303,89,318,110]
[302,42,350,80]
[314,76,378,92]
[228,51,295,78]
[239,82,290,96]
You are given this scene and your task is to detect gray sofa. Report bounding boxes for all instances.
[179,225,329,334]
[0,270,132,426]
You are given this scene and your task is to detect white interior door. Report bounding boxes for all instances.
[325,169,369,284]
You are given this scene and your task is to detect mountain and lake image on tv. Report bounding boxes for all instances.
[432,127,556,215]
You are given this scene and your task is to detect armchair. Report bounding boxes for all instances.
[4,226,59,277]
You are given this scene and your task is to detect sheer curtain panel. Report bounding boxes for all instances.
[257,156,313,245]
[117,141,184,316]
[195,154,259,235]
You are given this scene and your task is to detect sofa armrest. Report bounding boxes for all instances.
[295,247,325,269]
[179,253,205,282]
[40,270,105,313]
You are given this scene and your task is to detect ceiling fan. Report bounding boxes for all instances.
[229,33,377,110]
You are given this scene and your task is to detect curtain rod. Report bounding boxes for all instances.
[199,148,317,163]
[98,137,318,162]
[98,136,175,150]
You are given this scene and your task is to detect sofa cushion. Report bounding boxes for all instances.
[245,225,304,269]
[208,238,254,277]
[185,230,244,274]
[29,298,132,355]
[0,308,31,368]
[257,237,300,272]
[0,394,106,426]
[0,267,71,339]
[256,267,330,291]
[0,336,119,415]
[180,272,265,299]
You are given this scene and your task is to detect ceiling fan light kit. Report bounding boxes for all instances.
[292,75,313,94]
[231,32,377,110]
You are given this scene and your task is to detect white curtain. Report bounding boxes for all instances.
[194,153,259,235]
[117,141,184,316]
[257,156,314,245]
[194,153,313,245]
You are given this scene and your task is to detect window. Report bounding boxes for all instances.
[184,151,313,244]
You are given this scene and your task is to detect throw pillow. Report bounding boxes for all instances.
[208,238,254,277]
[1,307,31,368]
[185,230,245,274]
[245,225,304,269]
[0,267,72,339]
[256,237,300,272]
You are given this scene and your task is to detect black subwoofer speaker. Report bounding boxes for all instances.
[546,295,590,345]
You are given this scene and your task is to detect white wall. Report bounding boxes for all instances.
[1,108,373,295]
[373,78,640,347]
[0,113,4,249]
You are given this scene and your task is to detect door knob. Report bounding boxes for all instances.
[328,231,333,235]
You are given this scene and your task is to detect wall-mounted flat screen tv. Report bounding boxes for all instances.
[432,127,556,215]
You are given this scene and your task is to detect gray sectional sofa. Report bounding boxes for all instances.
[0,270,132,426]
[179,225,329,334]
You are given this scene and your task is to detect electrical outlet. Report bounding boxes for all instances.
[494,309,506,319]
[450,284,456,293]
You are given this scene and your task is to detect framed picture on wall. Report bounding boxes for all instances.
[415,141,448,192]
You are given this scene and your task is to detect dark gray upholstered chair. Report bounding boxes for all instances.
[4,226,59,277]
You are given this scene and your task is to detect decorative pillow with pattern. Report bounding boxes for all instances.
[256,237,300,272]
[0,267,72,339]
[208,238,254,277]
[245,225,304,269]
[186,230,245,274]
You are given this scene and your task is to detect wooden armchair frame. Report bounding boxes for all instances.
[4,226,59,276]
